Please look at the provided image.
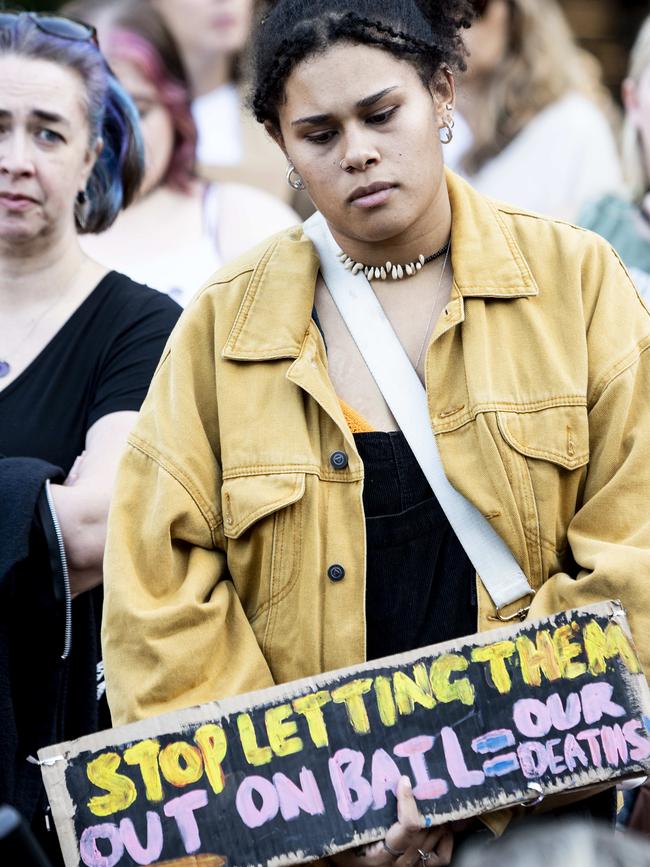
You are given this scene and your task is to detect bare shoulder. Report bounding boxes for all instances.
[219,181,300,227]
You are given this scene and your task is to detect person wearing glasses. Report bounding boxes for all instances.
[103,0,650,862]
[444,0,622,222]
[0,11,180,861]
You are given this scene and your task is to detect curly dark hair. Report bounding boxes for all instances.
[250,0,476,128]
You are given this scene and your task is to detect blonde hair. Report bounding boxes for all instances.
[463,0,609,174]
[622,17,650,203]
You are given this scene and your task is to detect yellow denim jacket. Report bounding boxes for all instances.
[103,171,650,833]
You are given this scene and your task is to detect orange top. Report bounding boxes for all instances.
[339,399,373,433]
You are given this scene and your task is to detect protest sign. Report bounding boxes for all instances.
[39,600,650,867]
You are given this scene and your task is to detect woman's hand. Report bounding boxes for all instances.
[331,777,454,867]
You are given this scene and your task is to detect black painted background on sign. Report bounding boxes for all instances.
[66,612,648,866]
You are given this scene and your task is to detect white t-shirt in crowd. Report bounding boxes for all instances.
[445,92,623,222]
[125,184,298,308]
[192,83,242,167]
[81,183,299,309]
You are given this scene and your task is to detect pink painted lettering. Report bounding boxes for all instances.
[547,693,581,731]
[600,724,629,767]
[393,736,448,800]
[576,730,603,767]
[563,733,589,772]
[516,742,548,779]
[370,749,402,809]
[273,768,325,821]
[440,727,484,788]
[235,777,279,829]
[328,749,373,821]
[79,823,124,867]
[164,789,208,852]
[623,719,650,762]
[580,683,626,725]
[119,813,163,865]
[546,738,566,774]
[513,699,551,738]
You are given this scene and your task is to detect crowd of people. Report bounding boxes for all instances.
[0,1,649,865]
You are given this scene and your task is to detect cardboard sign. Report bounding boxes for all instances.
[40,601,650,867]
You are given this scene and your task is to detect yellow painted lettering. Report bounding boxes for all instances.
[393,664,435,716]
[584,620,641,676]
[516,630,562,687]
[430,654,475,706]
[237,713,273,766]
[87,752,137,817]
[374,676,397,727]
[471,641,516,694]
[159,741,203,788]
[266,704,303,757]
[292,691,331,748]
[194,724,228,795]
[123,739,162,802]
[553,623,587,679]
[331,678,373,734]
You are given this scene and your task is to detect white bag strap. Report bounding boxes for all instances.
[304,211,534,618]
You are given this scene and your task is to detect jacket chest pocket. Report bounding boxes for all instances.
[496,404,590,571]
[221,472,306,626]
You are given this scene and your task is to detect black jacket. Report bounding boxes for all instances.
[0,457,104,836]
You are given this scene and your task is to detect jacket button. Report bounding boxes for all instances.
[330,450,349,470]
[328,564,345,582]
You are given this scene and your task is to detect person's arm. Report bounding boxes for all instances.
[530,241,650,670]
[102,291,275,726]
[216,182,299,261]
[531,337,650,665]
[49,285,181,596]
[49,411,137,596]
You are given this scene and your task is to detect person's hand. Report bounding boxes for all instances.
[330,777,454,867]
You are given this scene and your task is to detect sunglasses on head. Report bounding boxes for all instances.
[0,9,98,45]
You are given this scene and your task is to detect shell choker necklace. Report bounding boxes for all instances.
[336,238,450,281]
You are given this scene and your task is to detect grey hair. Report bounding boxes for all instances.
[456,820,650,867]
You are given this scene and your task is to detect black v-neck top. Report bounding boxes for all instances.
[0,271,181,473]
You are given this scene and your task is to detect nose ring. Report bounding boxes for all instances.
[339,159,352,173]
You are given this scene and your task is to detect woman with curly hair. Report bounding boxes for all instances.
[446,0,622,221]
[103,0,650,861]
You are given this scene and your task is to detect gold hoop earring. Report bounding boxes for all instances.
[286,162,306,191]
[439,123,453,145]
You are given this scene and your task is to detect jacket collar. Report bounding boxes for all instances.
[445,168,539,299]
[223,227,320,361]
[223,169,538,361]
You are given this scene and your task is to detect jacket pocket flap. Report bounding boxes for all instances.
[497,404,589,470]
[222,472,306,539]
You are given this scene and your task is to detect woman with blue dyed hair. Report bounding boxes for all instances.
[0,10,181,862]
